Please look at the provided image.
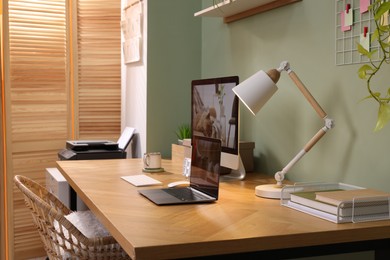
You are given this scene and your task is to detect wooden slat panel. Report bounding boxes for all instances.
[6,0,121,257]
[76,0,121,139]
[8,0,68,258]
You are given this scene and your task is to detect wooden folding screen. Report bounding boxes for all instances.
[76,0,121,139]
[1,0,121,258]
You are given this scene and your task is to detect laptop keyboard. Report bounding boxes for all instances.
[164,188,208,201]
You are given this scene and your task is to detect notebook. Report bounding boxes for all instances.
[121,175,162,187]
[138,136,221,205]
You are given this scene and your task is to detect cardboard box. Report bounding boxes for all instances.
[171,143,191,164]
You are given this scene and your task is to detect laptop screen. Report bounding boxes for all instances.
[190,136,221,199]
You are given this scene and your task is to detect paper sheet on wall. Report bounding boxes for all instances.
[123,37,141,64]
[122,0,142,64]
[344,9,353,26]
[360,33,370,52]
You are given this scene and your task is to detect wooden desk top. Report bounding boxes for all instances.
[57,159,390,259]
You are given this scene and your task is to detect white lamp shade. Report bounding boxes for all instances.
[232,70,278,115]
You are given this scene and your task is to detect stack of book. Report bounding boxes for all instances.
[281,183,390,223]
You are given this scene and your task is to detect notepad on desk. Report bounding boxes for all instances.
[121,175,162,187]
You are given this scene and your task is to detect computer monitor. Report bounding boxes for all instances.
[191,76,245,180]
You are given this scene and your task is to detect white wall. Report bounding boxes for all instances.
[121,0,148,158]
[121,0,201,158]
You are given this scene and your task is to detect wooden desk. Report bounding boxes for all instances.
[57,159,390,260]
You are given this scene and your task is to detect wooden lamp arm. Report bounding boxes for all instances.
[273,62,335,187]
[288,70,327,119]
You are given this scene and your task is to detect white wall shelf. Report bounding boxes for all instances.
[194,0,301,23]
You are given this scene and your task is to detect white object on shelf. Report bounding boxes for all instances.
[195,0,270,17]
[194,0,301,23]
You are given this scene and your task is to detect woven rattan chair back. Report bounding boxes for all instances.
[14,175,130,260]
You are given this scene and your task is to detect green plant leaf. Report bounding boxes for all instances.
[357,0,390,131]
[374,2,390,20]
[373,92,381,99]
[374,102,390,131]
[379,41,390,49]
[356,43,377,59]
[360,93,378,102]
[357,43,369,56]
[368,49,378,59]
[378,24,390,32]
[175,123,191,140]
[371,29,379,42]
[358,64,374,79]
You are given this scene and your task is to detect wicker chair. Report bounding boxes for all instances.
[14,175,131,260]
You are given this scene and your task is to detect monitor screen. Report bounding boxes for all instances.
[191,76,240,171]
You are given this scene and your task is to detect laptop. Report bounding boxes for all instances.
[138,136,221,205]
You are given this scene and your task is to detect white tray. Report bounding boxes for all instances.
[281,182,390,223]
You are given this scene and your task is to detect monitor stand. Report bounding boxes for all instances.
[220,156,246,181]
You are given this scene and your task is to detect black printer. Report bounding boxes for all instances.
[57,127,135,210]
[58,127,135,160]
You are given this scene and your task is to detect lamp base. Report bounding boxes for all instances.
[255,184,286,199]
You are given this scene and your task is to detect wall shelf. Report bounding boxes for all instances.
[194,0,301,23]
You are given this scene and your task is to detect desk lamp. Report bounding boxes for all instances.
[232,61,335,199]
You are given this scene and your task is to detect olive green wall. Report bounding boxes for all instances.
[147,0,201,157]
[143,1,383,259]
[201,0,390,193]
[143,1,383,258]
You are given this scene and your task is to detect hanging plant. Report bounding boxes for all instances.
[357,0,390,131]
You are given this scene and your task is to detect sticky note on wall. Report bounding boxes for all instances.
[360,0,370,14]
[360,27,370,52]
[344,6,353,26]
[341,10,351,31]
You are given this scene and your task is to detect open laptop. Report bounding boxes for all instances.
[138,136,221,205]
